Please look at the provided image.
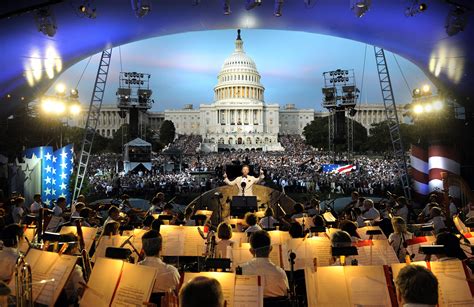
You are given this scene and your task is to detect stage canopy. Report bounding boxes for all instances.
[1,0,473,119]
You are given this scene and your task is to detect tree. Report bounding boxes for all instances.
[303,116,368,152]
[159,120,176,145]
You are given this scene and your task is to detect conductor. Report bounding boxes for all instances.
[223,165,264,196]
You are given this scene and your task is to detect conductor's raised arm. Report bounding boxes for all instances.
[223,172,235,186]
[256,169,265,183]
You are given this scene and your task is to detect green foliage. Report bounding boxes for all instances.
[303,116,368,152]
[159,120,176,145]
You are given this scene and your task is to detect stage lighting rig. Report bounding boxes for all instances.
[274,0,284,17]
[405,1,427,17]
[35,7,57,37]
[222,0,231,15]
[246,0,262,10]
[445,6,468,36]
[351,0,371,18]
[131,0,152,18]
[117,72,153,110]
[78,1,96,19]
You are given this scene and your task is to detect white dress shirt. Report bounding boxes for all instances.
[30,201,42,214]
[395,206,409,222]
[240,257,289,298]
[245,224,262,234]
[53,205,63,216]
[362,207,381,222]
[0,246,19,282]
[12,206,24,224]
[138,257,180,293]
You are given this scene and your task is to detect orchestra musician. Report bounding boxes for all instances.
[215,222,234,258]
[138,230,180,294]
[223,165,264,196]
[0,224,22,282]
[240,230,289,298]
[30,193,43,215]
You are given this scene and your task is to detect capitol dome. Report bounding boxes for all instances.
[214,29,265,104]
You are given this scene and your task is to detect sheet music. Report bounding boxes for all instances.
[344,266,392,307]
[45,216,63,232]
[407,236,436,261]
[322,212,336,223]
[111,262,157,307]
[231,232,248,245]
[268,230,291,245]
[80,258,124,307]
[430,261,474,306]
[231,243,254,270]
[295,217,315,231]
[183,272,236,307]
[92,235,128,262]
[356,240,399,266]
[312,266,351,307]
[283,237,332,270]
[234,275,263,307]
[36,264,67,306]
[60,226,98,252]
[160,226,205,256]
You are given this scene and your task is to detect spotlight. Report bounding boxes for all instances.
[446,7,468,36]
[246,0,262,10]
[70,89,79,99]
[413,104,424,114]
[351,0,371,18]
[41,98,55,113]
[222,0,231,15]
[274,0,284,17]
[424,104,433,113]
[405,1,428,17]
[70,104,81,115]
[78,1,96,19]
[35,7,57,37]
[131,0,152,18]
[413,88,421,98]
[432,100,443,111]
[55,83,66,95]
[422,84,430,94]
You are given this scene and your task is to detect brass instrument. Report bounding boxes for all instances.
[81,249,93,282]
[75,219,93,282]
[15,255,33,307]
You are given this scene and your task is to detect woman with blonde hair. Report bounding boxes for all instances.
[388,217,413,262]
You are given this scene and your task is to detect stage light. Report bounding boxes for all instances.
[433,100,443,111]
[55,83,66,95]
[246,0,262,10]
[419,3,427,11]
[351,0,371,18]
[424,104,433,113]
[70,89,79,99]
[349,108,357,117]
[7,94,11,99]
[222,0,231,15]
[41,98,55,113]
[446,7,468,36]
[413,88,421,97]
[70,104,81,116]
[413,104,424,114]
[131,0,152,18]
[274,0,284,17]
[35,7,57,37]
[78,1,96,18]
[422,84,430,93]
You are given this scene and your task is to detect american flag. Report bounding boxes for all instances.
[321,164,355,174]
[24,144,74,207]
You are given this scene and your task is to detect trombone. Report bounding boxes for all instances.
[81,249,93,282]
[15,255,33,307]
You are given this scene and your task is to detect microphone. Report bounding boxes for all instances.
[241,181,247,189]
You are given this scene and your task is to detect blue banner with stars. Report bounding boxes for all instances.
[24,144,74,207]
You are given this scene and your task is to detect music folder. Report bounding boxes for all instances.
[80,257,157,307]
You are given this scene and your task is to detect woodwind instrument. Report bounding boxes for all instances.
[15,255,33,307]
[75,219,93,281]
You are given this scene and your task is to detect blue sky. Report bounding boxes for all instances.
[48,29,434,111]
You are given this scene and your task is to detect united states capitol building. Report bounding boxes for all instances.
[73,30,406,150]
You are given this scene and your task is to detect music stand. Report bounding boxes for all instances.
[230,196,257,217]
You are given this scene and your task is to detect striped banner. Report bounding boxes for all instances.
[410,145,429,197]
[428,145,461,198]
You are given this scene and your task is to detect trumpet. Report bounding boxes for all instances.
[15,255,33,307]
[81,249,93,282]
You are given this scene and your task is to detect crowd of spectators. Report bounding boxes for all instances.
[84,134,402,199]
